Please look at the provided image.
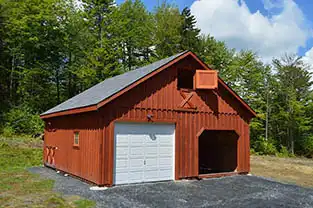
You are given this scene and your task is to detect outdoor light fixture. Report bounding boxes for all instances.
[147,114,153,121]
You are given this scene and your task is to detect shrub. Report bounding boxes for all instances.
[3,105,44,135]
[300,136,313,158]
[2,126,15,138]
[250,148,257,155]
[276,145,290,157]
[253,137,278,155]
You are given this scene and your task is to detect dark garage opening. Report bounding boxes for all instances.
[199,130,239,175]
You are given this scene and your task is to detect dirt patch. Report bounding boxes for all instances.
[251,155,313,187]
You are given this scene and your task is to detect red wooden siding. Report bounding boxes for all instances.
[44,112,102,184]
[99,57,252,186]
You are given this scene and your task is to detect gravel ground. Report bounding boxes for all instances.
[29,167,313,208]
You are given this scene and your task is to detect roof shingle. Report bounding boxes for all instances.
[41,51,188,116]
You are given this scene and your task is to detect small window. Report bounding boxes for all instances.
[74,131,79,146]
[177,69,195,89]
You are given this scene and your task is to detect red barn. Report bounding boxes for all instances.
[41,51,256,186]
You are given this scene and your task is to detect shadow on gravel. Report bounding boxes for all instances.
[29,167,313,208]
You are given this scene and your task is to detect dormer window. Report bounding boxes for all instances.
[177,69,195,89]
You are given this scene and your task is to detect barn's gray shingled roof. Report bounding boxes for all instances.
[41,51,188,116]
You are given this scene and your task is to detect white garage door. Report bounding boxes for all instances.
[114,123,175,185]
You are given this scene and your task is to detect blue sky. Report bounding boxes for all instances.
[116,0,313,64]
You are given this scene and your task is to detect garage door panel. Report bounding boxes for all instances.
[114,123,174,185]
[145,143,158,147]
[130,147,144,156]
[159,158,172,166]
[159,167,172,173]
[145,158,158,167]
[129,158,144,168]
[159,147,172,155]
[144,169,159,179]
[130,135,145,144]
[115,146,128,156]
[145,147,157,155]
[128,171,144,182]
[114,172,129,184]
[116,135,129,144]
[128,175,144,183]
[159,172,172,178]
[115,170,145,184]
[159,141,172,146]
[115,159,128,169]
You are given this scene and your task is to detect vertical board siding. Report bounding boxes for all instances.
[44,112,102,184]
[99,58,252,185]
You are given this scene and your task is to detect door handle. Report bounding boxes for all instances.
[144,160,146,165]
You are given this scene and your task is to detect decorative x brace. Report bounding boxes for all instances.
[179,90,196,109]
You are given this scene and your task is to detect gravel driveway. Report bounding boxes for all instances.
[29,167,313,208]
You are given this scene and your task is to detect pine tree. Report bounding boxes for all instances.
[180,7,200,53]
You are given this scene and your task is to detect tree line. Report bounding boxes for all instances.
[1,0,313,157]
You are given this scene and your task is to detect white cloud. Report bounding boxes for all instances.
[190,0,311,62]
[302,47,313,73]
[263,0,284,10]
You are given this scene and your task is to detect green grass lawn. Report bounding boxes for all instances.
[0,136,95,208]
